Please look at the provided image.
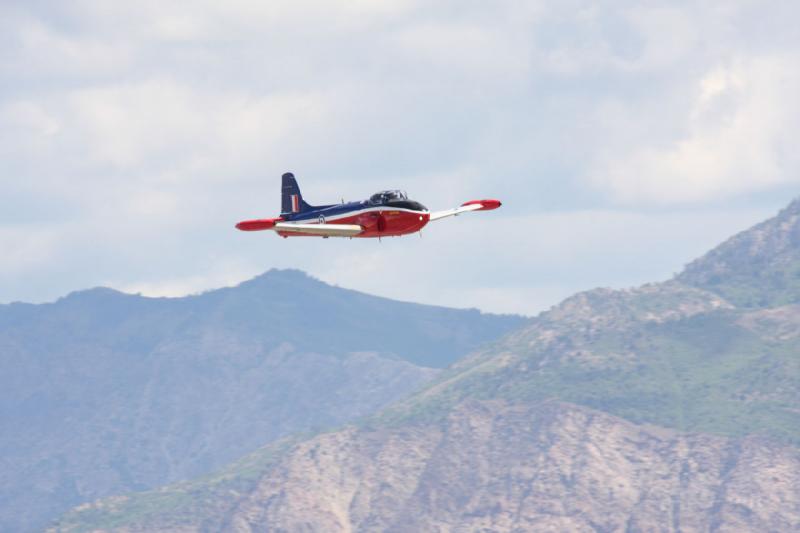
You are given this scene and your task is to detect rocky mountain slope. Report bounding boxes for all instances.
[53,201,800,532]
[54,401,800,532]
[0,270,524,533]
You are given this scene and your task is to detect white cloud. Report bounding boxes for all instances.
[0,226,60,277]
[389,22,530,79]
[590,54,800,204]
[623,5,699,71]
[1,101,61,137]
[69,81,204,168]
[65,80,335,173]
[113,257,257,297]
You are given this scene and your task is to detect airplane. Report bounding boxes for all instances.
[235,172,501,239]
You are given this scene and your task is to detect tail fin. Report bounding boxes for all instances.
[281,172,313,214]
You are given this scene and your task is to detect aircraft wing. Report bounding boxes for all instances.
[428,199,502,222]
[274,222,364,237]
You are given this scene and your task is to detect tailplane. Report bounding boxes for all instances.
[281,172,314,214]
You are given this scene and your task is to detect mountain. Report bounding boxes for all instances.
[678,198,800,307]
[0,270,524,533]
[53,201,800,532]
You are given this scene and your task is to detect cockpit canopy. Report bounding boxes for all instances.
[369,190,408,205]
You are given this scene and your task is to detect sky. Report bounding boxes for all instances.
[1,0,800,316]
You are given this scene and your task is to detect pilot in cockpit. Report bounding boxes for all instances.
[370,190,408,205]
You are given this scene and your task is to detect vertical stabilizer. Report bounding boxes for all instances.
[281,172,313,215]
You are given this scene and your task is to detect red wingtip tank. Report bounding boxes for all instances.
[461,199,502,211]
[235,217,283,231]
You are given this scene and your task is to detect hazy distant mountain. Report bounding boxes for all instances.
[0,270,524,532]
[54,201,800,532]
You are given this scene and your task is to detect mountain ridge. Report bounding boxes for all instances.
[677,197,800,307]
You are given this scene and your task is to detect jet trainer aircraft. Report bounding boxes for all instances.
[236,172,501,239]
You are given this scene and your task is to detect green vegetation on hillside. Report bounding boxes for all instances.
[679,199,800,308]
[375,302,800,445]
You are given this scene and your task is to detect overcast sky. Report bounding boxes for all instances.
[2,0,799,315]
